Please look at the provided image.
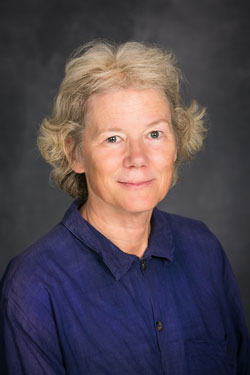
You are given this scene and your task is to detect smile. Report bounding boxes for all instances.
[118,180,154,189]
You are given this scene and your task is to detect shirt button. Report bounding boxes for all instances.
[156,321,163,332]
[141,260,147,271]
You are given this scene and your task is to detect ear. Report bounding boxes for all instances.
[174,149,177,162]
[65,137,86,174]
[72,160,85,174]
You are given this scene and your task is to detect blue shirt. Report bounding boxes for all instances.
[0,200,249,374]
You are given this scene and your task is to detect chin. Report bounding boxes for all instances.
[118,198,159,214]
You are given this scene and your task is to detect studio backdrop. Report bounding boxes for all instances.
[1,0,249,330]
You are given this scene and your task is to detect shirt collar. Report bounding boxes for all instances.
[62,200,175,280]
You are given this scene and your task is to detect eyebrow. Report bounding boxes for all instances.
[97,119,171,135]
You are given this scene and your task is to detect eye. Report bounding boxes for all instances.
[148,130,162,139]
[107,135,121,143]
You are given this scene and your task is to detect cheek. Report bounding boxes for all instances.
[101,151,124,172]
[151,148,176,170]
[84,152,122,180]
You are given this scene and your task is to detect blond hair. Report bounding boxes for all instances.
[38,40,206,199]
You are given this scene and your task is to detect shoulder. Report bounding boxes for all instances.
[157,209,225,264]
[0,225,72,361]
[157,210,237,295]
[158,208,216,240]
[0,222,79,305]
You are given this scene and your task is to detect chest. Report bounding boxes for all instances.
[49,257,234,374]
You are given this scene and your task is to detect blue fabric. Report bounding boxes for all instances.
[0,200,249,374]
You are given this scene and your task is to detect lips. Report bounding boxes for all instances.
[118,179,154,188]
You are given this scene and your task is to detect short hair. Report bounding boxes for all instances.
[37,40,206,200]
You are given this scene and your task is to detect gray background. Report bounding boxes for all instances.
[1,0,249,330]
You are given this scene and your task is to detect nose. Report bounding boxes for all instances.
[123,140,149,168]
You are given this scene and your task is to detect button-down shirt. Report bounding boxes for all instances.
[0,200,249,374]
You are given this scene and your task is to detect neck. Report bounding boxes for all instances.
[80,200,152,258]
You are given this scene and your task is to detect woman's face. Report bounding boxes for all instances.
[73,88,177,215]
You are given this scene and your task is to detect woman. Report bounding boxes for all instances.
[0,41,249,374]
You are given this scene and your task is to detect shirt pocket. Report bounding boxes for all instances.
[185,337,236,375]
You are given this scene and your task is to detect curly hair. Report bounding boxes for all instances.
[37,40,206,200]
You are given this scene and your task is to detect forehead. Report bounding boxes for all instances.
[86,88,171,128]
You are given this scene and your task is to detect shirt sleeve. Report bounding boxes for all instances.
[0,264,66,375]
[222,250,250,375]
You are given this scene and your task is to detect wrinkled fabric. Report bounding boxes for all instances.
[0,200,249,374]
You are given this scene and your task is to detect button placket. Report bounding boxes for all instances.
[141,260,147,271]
[156,320,163,332]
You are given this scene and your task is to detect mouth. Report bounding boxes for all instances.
[117,179,154,189]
